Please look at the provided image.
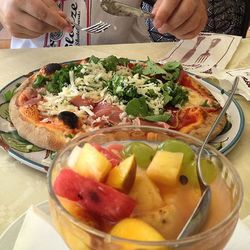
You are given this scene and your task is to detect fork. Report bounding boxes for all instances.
[71,21,111,34]
[195,38,221,64]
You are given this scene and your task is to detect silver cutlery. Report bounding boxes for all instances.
[177,76,239,239]
[100,0,152,18]
[71,21,111,34]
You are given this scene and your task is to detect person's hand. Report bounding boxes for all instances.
[0,0,72,39]
[152,0,207,39]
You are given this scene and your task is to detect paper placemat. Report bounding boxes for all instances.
[159,33,242,74]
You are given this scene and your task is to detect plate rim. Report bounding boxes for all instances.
[197,77,245,154]
[0,65,245,173]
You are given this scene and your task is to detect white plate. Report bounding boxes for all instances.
[0,201,49,250]
[0,71,244,173]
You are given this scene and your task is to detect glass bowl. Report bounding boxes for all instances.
[48,125,243,250]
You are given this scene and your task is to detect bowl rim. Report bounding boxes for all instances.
[47,125,243,247]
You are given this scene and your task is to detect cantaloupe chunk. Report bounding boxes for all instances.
[111,218,165,241]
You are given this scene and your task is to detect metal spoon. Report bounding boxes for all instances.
[100,0,153,18]
[177,76,239,239]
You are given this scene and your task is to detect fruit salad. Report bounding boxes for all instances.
[48,127,242,250]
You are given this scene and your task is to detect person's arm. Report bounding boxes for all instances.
[0,0,71,39]
[152,0,208,39]
[242,0,250,37]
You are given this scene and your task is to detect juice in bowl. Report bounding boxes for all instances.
[47,125,243,250]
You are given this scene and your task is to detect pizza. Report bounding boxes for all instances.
[9,55,227,151]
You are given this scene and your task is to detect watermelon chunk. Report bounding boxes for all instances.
[91,143,121,167]
[53,168,136,222]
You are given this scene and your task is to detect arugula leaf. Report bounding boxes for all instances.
[46,81,61,94]
[118,57,130,66]
[163,61,182,71]
[101,55,119,71]
[162,91,172,105]
[33,75,47,89]
[132,64,143,75]
[146,89,158,99]
[142,57,167,75]
[89,55,100,64]
[125,97,150,117]
[143,113,172,122]
[45,63,80,94]
[106,75,139,102]
[201,100,210,107]
[162,81,188,106]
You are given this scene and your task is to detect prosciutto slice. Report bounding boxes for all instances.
[133,118,170,129]
[92,102,123,125]
[16,87,41,106]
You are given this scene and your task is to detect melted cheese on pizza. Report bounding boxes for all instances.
[183,88,211,108]
[37,63,167,118]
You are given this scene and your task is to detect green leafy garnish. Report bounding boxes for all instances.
[163,61,182,71]
[201,100,210,107]
[146,89,158,99]
[125,97,172,122]
[118,57,130,66]
[125,97,150,117]
[162,80,188,106]
[101,55,119,71]
[106,75,139,102]
[142,57,167,75]
[33,75,47,89]
[45,63,80,94]
[88,55,100,64]
[132,64,143,75]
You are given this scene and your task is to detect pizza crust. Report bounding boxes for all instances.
[187,111,227,141]
[9,76,68,151]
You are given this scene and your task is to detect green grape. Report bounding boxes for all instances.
[199,158,218,184]
[158,139,195,166]
[180,161,198,186]
[180,158,218,187]
[123,142,155,169]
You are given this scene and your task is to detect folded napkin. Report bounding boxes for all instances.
[13,205,69,250]
[13,204,250,250]
[158,33,241,74]
[210,68,250,101]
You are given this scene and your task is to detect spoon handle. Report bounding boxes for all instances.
[197,76,239,187]
[177,76,239,239]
